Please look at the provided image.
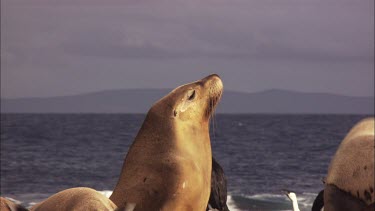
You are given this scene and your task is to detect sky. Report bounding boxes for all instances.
[1,0,374,98]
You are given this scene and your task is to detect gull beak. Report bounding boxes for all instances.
[281,189,292,200]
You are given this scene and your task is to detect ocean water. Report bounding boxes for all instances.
[0,114,369,210]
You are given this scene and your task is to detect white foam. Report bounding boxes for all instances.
[28,202,38,207]
[248,193,284,199]
[226,195,242,211]
[4,197,22,205]
[227,192,318,211]
[296,192,318,208]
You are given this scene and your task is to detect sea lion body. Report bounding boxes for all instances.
[324,117,375,211]
[30,187,117,211]
[110,74,223,211]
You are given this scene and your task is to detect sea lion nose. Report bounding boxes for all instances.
[200,74,223,87]
[201,74,221,81]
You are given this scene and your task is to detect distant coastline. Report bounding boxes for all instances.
[1,89,374,114]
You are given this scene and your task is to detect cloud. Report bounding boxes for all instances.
[1,0,373,98]
[4,0,372,61]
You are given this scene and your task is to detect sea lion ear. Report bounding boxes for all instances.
[322,177,326,184]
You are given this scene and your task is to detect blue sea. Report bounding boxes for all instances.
[0,114,370,210]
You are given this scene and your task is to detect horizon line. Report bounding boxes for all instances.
[1,88,374,100]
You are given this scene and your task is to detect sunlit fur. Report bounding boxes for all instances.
[30,188,117,211]
[326,118,374,203]
[325,117,374,210]
[110,74,223,211]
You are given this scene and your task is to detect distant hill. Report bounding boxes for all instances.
[1,89,374,114]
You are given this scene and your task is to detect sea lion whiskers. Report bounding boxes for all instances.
[208,87,215,139]
[211,83,223,140]
[210,95,215,139]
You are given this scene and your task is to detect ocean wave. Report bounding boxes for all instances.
[226,195,242,211]
[4,197,22,205]
[3,190,318,211]
[228,192,318,211]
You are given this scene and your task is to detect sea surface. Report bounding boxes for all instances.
[0,114,370,210]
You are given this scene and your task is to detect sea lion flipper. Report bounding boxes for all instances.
[311,189,324,211]
[208,157,229,211]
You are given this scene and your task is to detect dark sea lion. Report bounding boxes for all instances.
[30,187,118,211]
[324,117,374,211]
[110,74,223,211]
[0,197,29,211]
[207,157,230,211]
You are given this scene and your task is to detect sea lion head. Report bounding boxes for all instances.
[150,74,223,124]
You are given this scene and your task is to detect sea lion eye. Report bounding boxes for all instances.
[187,90,196,101]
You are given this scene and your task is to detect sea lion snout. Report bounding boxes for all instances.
[200,74,221,83]
[199,74,223,116]
[200,74,223,95]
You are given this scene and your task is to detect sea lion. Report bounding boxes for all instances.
[110,74,223,211]
[207,157,229,211]
[0,197,29,211]
[30,187,118,211]
[324,117,375,211]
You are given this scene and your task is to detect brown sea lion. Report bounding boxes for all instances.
[0,197,28,211]
[324,117,375,211]
[110,74,223,211]
[30,187,118,211]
